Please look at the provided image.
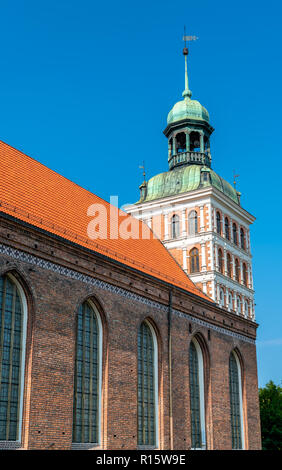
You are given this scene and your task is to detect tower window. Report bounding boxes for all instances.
[171,214,180,239]
[227,253,232,278]
[228,293,233,310]
[138,321,158,447]
[235,259,240,283]
[225,217,230,240]
[240,228,245,250]
[218,248,224,274]
[233,223,238,245]
[190,248,199,273]
[242,263,247,286]
[188,210,198,235]
[219,288,225,307]
[190,132,200,152]
[175,132,186,153]
[216,212,221,234]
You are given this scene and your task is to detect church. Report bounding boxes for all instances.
[0,45,261,450]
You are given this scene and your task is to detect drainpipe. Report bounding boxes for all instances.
[168,289,174,449]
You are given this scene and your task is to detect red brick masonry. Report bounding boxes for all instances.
[0,214,261,450]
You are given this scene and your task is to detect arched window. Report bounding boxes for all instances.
[235,259,240,283]
[171,214,180,239]
[216,211,221,234]
[190,131,201,152]
[228,292,233,311]
[242,263,247,287]
[175,132,186,153]
[225,217,230,240]
[233,223,238,245]
[188,210,198,235]
[189,339,206,449]
[190,248,199,273]
[219,288,225,307]
[227,253,232,278]
[138,321,158,447]
[237,296,242,314]
[218,248,224,274]
[0,273,27,444]
[240,228,245,250]
[244,300,249,318]
[229,351,244,449]
[72,300,102,445]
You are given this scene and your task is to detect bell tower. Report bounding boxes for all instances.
[164,44,213,172]
[125,40,256,322]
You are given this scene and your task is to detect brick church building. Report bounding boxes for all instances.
[0,47,261,450]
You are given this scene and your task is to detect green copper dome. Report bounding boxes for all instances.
[167,52,210,125]
[137,165,239,205]
[167,95,210,125]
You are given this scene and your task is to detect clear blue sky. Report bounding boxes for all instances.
[0,0,281,388]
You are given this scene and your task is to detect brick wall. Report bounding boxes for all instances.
[0,214,261,450]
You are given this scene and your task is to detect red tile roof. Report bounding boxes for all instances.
[0,139,210,300]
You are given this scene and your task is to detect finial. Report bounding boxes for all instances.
[233,171,240,189]
[182,27,198,100]
[139,161,146,183]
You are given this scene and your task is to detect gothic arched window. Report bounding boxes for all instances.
[189,339,206,449]
[233,223,238,245]
[240,228,245,250]
[235,259,240,283]
[229,351,244,449]
[216,212,221,234]
[218,248,224,274]
[72,300,102,445]
[228,292,233,311]
[138,321,158,447]
[190,248,199,273]
[225,217,230,240]
[244,300,249,318]
[227,253,232,278]
[242,263,248,287]
[188,210,198,235]
[0,273,27,443]
[171,214,180,239]
[219,288,225,307]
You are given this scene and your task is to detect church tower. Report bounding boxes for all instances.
[125,44,256,321]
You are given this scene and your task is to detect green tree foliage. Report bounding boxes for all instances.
[259,380,282,450]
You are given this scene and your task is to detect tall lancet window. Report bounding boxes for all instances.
[233,223,238,245]
[138,321,158,447]
[72,300,102,445]
[216,211,221,234]
[229,351,244,449]
[189,339,206,449]
[0,274,27,444]
[171,214,180,239]
[190,248,199,273]
[225,217,230,240]
[188,210,198,235]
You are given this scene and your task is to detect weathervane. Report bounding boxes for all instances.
[233,171,240,189]
[182,27,198,98]
[183,25,198,55]
[139,161,146,183]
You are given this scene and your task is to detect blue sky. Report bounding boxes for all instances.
[0,0,281,388]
